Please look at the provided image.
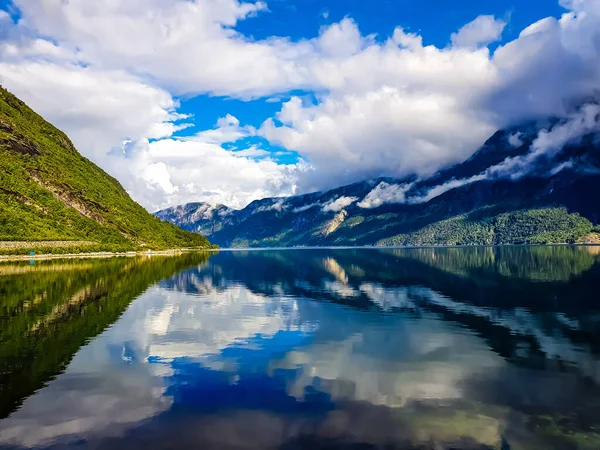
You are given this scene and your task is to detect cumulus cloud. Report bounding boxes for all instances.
[484,4,600,122]
[358,182,414,209]
[259,22,502,190]
[108,139,305,211]
[318,18,364,57]
[322,196,358,212]
[6,0,309,99]
[451,15,507,49]
[260,86,496,192]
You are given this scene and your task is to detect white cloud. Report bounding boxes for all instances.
[6,0,326,100]
[256,199,288,212]
[293,203,320,213]
[217,114,240,128]
[508,132,524,147]
[392,28,423,50]
[142,161,179,195]
[261,86,496,192]
[408,174,488,205]
[451,15,507,49]
[231,147,271,158]
[318,18,364,57]
[188,114,255,145]
[108,139,306,211]
[0,61,183,161]
[485,5,600,122]
[358,182,414,209]
[322,196,358,212]
[519,17,557,38]
[261,2,600,193]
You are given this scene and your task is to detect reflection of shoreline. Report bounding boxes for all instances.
[0,263,96,275]
[379,245,600,282]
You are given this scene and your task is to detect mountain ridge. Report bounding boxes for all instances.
[157,107,600,248]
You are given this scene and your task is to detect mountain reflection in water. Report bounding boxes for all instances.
[0,246,599,450]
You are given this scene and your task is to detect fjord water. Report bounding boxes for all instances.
[1,248,600,449]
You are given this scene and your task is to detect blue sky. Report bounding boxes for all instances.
[0,0,597,210]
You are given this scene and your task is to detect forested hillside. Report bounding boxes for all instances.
[0,87,212,254]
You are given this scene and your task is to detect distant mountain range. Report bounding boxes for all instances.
[0,86,212,254]
[157,105,600,248]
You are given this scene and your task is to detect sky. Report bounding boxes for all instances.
[0,0,599,211]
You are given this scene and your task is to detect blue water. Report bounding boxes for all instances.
[1,247,600,449]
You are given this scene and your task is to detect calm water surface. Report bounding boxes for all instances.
[1,247,600,449]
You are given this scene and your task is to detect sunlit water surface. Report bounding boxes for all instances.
[1,247,600,449]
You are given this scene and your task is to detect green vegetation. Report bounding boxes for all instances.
[0,252,212,418]
[377,208,592,247]
[344,215,365,228]
[493,208,593,244]
[165,192,598,248]
[0,86,212,254]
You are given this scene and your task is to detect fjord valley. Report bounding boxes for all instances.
[0,87,212,255]
[157,110,600,248]
[3,0,600,449]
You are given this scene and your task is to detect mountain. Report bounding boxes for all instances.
[155,202,234,237]
[0,86,212,254]
[157,106,600,248]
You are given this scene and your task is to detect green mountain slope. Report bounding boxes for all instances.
[0,87,212,254]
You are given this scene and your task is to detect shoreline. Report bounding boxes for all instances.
[0,248,219,262]
[214,243,600,252]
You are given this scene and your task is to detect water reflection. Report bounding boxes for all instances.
[1,246,600,449]
[0,253,211,418]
